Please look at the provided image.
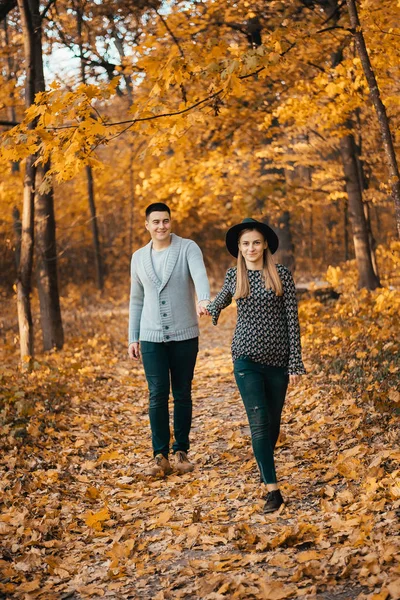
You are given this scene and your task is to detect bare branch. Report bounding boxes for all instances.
[0,118,19,126]
[155,8,188,104]
[47,88,226,131]
[41,0,57,20]
[315,25,351,35]
[371,21,400,39]
[155,9,185,59]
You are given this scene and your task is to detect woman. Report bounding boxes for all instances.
[206,218,306,513]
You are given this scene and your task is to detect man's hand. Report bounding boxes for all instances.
[197,299,210,318]
[128,342,141,360]
[289,374,302,385]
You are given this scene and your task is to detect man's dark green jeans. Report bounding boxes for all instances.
[233,358,289,484]
[141,337,199,457]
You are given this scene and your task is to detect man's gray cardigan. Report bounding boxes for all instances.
[129,234,210,344]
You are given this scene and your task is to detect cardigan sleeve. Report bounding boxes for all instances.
[279,266,306,375]
[207,268,234,326]
[128,253,144,344]
[187,241,210,302]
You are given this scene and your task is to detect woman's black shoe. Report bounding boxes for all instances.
[263,489,284,513]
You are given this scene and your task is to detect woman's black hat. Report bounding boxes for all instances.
[225,218,279,258]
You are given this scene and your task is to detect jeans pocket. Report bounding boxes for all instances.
[140,342,156,355]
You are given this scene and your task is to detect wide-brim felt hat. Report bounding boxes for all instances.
[225,218,279,258]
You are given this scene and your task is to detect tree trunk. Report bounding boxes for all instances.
[86,165,104,290]
[339,133,380,289]
[319,0,380,275]
[343,198,349,261]
[282,134,312,272]
[31,0,63,350]
[374,205,382,240]
[35,163,64,349]
[16,156,35,366]
[12,206,21,269]
[112,27,133,104]
[16,0,36,366]
[363,201,379,279]
[275,211,295,273]
[75,2,104,290]
[354,141,379,277]
[3,17,19,173]
[17,0,64,353]
[346,0,400,239]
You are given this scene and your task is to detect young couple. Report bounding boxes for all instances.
[128,202,306,513]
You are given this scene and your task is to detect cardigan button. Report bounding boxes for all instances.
[163,313,167,317]
[165,335,170,340]
[165,326,169,330]
[161,301,166,305]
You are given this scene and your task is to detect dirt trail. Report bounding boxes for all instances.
[1,300,399,599]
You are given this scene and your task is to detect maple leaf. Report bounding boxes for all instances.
[85,507,110,530]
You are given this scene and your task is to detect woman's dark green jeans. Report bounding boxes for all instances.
[234,358,289,484]
[141,337,198,458]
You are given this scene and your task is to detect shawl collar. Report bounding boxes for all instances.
[143,239,161,288]
[160,234,182,292]
[142,234,182,291]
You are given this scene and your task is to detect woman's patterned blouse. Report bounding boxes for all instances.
[207,265,306,375]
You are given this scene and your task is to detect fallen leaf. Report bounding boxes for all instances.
[85,507,110,530]
[17,579,41,592]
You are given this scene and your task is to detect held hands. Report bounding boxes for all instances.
[128,342,141,360]
[197,299,211,318]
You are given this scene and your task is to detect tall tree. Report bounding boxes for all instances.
[322,1,380,289]
[75,0,104,290]
[346,0,400,239]
[339,128,380,289]
[17,0,64,354]
[15,0,35,365]
[3,17,19,172]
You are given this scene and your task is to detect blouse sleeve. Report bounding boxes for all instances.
[207,269,234,326]
[280,266,306,376]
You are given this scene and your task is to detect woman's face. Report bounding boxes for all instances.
[238,229,267,268]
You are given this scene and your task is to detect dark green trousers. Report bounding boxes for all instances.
[234,358,289,484]
[141,338,199,457]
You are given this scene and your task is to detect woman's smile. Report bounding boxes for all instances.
[239,230,268,269]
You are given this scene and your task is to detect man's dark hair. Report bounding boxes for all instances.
[145,203,171,219]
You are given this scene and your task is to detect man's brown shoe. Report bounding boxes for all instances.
[174,451,194,474]
[148,454,173,477]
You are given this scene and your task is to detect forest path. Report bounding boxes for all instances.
[1,297,399,600]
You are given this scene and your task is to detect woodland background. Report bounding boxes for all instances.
[0,0,400,599]
[1,0,400,333]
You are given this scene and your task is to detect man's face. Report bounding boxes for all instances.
[145,211,172,242]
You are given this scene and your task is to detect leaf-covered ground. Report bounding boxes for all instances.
[1,276,399,600]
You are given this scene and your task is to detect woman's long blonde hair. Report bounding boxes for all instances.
[233,227,283,299]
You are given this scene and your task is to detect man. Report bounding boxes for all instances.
[128,202,210,476]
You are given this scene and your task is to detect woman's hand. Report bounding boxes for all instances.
[197,299,210,317]
[289,374,302,385]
